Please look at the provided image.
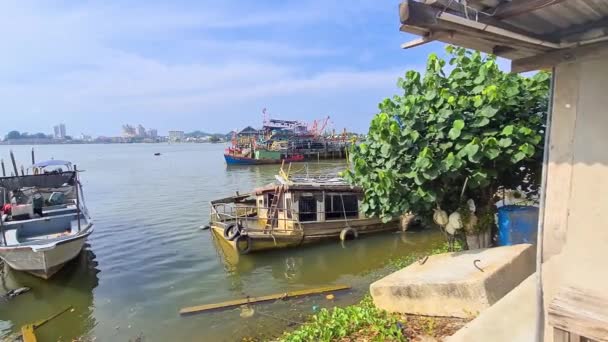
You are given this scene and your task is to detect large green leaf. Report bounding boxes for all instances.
[380,143,390,157]
[425,89,437,101]
[484,147,500,160]
[502,125,514,136]
[498,138,512,147]
[472,117,490,127]
[479,105,498,118]
[448,120,465,140]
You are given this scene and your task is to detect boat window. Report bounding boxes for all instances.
[298,196,317,222]
[325,194,358,220]
[266,193,274,208]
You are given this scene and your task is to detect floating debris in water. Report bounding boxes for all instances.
[240,305,255,318]
[325,294,335,300]
[1,287,31,300]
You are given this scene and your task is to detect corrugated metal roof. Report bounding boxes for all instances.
[399,0,608,70]
[502,0,608,36]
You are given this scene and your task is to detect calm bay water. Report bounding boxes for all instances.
[0,143,442,341]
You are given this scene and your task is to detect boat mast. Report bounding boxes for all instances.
[9,151,18,176]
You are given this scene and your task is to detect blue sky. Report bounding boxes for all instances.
[1,0,452,136]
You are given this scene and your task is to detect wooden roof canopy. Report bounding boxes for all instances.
[399,0,608,72]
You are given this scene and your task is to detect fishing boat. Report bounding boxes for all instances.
[224,114,350,166]
[209,163,399,254]
[0,160,93,279]
[224,147,304,165]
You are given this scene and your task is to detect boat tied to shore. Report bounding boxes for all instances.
[209,163,399,254]
[224,116,351,165]
[0,160,93,279]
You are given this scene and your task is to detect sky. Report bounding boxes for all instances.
[0,0,456,136]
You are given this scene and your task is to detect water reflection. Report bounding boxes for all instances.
[211,228,443,285]
[0,245,99,341]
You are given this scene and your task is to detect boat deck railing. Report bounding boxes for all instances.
[277,162,348,186]
[211,203,303,234]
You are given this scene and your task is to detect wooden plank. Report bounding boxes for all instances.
[401,31,449,49]
[548,286,608,341]
[493,0,569,20]
[553,328,570,342]
[20,324,37,342]
[512,41,608,73]
[399,24,430,36]
[180,284,351,315]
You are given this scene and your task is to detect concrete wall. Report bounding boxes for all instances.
[541,50,608,339]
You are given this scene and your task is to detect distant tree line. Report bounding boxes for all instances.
[185,130,230,142]
[3,130,70,141]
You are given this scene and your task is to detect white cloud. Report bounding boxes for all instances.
[0,0,415,135]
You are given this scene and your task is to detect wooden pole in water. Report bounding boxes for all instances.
[20,165,25,176]
[9,151,18,176]
[1,159,5,177]
[31,148,35,165]
[179,284,351,315]
[75,165,81,232]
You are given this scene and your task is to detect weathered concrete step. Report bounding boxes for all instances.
[370,244,535,318]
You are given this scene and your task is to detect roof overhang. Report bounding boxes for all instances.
[399,0,608,72]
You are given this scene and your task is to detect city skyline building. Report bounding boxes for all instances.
[137,124,146,138]
[168,130,184,142]
[148,129,158,139]
[53,123,66,139]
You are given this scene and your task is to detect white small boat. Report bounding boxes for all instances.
[0,160,93,279]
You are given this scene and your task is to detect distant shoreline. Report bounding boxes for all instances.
[0,141,227,146]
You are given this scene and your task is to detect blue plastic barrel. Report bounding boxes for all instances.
[497,205,539,246]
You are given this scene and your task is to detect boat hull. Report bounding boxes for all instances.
[0,229,92,279]
[211,218,399,255]
[224,154,303,165]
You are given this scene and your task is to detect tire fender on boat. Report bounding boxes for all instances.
[235,235,252,255]
[223,223,241,241]
[339,227,358,241]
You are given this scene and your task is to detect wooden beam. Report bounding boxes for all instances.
[21,325,37,342]
[399,24,429,36]
[179,284,351,315]
[401,31,448,49]
[493,0,569,20]
[399,24,541,59]
[512,40,608,73]
[548,286,608,341]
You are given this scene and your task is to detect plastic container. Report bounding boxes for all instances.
[497,205,539,246]
[12,204,34,219]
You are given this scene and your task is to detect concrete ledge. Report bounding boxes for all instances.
[370,244,535,318]
[446,273,536,342]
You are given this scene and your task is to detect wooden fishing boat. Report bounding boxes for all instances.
[224,147,304,165]
[209,163,399,254]
[0,160,93,279]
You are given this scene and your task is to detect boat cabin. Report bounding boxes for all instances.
[254,183,363,226]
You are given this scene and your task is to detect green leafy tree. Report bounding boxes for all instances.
[344,47,549,225]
